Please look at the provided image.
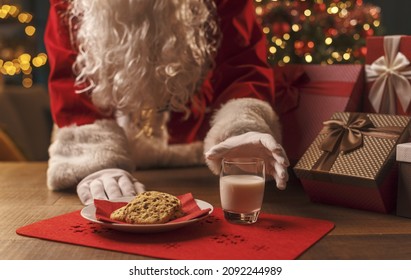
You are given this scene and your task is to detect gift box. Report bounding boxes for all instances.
[396,143,411,218]
[364,35,411,115]
[273,65,364,166]
[293,112,411,213]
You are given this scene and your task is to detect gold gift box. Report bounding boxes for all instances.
[293,112,411,213]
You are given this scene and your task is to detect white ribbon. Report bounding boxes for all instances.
[365,36,411,114]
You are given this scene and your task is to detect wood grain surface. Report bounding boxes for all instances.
[1,162,410,260]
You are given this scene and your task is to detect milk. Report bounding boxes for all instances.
[220,174,265,213]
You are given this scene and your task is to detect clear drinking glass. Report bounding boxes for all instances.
[219,157,265,224]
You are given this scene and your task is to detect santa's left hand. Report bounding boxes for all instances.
[205,132,290,190]
[77,168,145,205]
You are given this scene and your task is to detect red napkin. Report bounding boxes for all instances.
[95,193,210,224]
[16,207,334,260]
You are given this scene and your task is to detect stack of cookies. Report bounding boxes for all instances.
[110,191,185,224]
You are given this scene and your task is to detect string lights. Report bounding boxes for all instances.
[254,0,383,65]
[0,4,47,88]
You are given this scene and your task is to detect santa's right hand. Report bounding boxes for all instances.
[76,168,145,205]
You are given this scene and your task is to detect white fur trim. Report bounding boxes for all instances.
[47,119,134,191]
[203,98,281,173]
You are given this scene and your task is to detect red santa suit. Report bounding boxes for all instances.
[45,0,284,192]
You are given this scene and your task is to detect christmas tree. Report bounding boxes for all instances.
[254,0,383,65]
[0,3,47,88]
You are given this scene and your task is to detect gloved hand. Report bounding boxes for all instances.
[205,132,290,190]
[77,168,145,205]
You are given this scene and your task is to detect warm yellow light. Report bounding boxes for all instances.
[343,53,351,60]
[304,9,312,17]
[373,20,380,27]
[292,24,300,32]
[9,5,18,17]
[32,57,43,67]
[330,6,339,14]
[6,66,17,76]
[22,77,33,88]
[22,67,32,75]
[283,33,290,40]
[19,53,31,63]
[263,27,270,34]
[332,52,340,59]
[283,56,291,63]
[25,25,36,36]
[255,6,263,15]
[275,38,283,46]
[18,12,28,23]
[12,59,20,69]
[325,37,333,45]
[20,61,30,71]
[340,8,348,17]
[38,53,48,64]
[363,23,370,30]
[305,54,313,63]
[269,46,277,54]
[0,9,7,19]
[18,12,32,23]
[1,4,11,13]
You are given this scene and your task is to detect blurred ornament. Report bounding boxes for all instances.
[272,22,291,36]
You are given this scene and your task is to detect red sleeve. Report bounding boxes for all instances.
[168,0,274,143]
[45,0,106,128]
[211,0,275,104]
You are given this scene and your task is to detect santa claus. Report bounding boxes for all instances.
[45,0,289,205]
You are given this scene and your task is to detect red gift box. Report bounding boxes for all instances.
[364,35,411,115]
[273,65,364,166]
[396,143,411,218]
[293,112,411,214]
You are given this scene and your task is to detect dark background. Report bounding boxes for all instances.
[364,0,411,35]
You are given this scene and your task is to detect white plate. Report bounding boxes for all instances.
[80,197,213,233]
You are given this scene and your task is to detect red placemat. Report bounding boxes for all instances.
[16,207,334,260]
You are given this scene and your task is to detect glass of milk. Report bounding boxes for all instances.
[219,157,265,224]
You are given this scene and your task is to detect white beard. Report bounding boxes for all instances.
[70,0,219,118]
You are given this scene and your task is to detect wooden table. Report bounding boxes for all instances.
[1,162,411,260]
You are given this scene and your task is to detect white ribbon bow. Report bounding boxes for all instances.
[365,36,411,114]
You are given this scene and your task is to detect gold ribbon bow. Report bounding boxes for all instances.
[320,113,374,154]
[312,113,403,172]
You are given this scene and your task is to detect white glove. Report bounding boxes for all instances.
[77,168,145,205]
[205,132,290,190]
